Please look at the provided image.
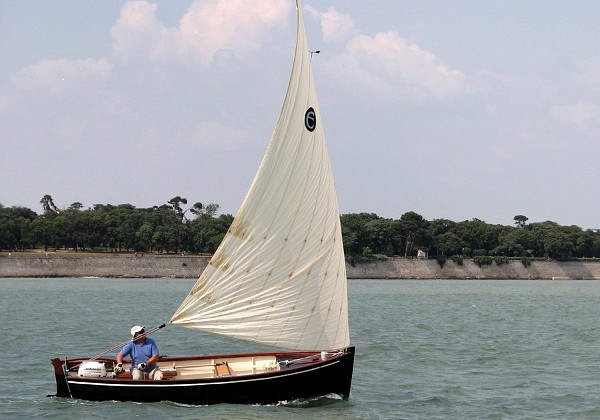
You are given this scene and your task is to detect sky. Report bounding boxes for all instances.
[1,0,600,229]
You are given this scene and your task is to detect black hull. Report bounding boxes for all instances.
[52,347,354,405]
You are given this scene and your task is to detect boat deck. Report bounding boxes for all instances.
[65,352,328,381]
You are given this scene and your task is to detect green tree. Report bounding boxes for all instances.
[433,231,463,256]
[189,202,220,219]
[513,215,528,228]
[365,218,401,256]
[398,211,430,257]
[168,196,188,221]
[189,214,233,253]
[40,194,57,213]
[28,214,56,251]
[0,205,37,250]
[576,229,597,258]
[75,209,107,251]
[498,227,535,257]
[528,221,578,259]
[206,233,226,254]
[340,213,379,255]
[454,219,503,254]
[427,219,456,256]
[135,223,154,252]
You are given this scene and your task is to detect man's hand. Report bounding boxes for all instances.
[114,363,123,374]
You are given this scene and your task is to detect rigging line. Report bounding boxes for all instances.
[70,323,166,370]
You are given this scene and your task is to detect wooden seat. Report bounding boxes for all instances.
[114,369,177,380]
[215,362,232,377]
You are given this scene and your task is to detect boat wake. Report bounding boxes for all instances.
[274,393,348,408]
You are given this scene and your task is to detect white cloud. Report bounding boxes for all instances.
[332,31,465,99]
[110,1,171,61]
[110,0,291,65]
[301,4,464,99]
[10,58,111,90]
[304,5,355,42]
[551,101,600,125]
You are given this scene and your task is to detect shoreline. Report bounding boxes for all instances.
[2,252,600,279]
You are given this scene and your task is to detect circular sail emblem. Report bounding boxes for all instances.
[304,107,316,132]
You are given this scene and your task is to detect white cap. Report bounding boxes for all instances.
[130,325,145,336]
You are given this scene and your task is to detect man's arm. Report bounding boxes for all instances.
[146,354,159,365]
[116,342,130,363]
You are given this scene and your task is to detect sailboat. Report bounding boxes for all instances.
[51,0,354,405]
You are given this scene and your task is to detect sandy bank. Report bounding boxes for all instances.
[2,253,600,279]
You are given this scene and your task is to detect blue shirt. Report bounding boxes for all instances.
[120,338,159,371]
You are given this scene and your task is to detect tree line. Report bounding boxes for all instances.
[0,195,231,254]
[341,212,600,261]
[1,195,599,260]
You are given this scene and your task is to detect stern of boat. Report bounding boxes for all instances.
[50,358,72,398]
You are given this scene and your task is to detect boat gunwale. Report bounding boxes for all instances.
[58,347,354,385]
[67,360,343,388]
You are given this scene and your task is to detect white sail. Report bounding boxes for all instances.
[170,0,349,352]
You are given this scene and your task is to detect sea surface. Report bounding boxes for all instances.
[1,278,599,419]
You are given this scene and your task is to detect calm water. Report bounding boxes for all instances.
[1,278,600,419]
